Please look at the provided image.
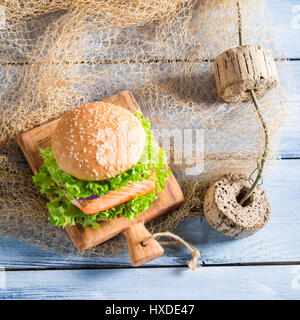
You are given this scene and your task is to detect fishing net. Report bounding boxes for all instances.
[0,0,291,255]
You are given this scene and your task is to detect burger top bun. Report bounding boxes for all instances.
[52,102,146,181]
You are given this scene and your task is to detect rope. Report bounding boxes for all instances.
[237,1,243,47]
[141,232,201,271]
[239,90,270,205]
[236,1,270,206]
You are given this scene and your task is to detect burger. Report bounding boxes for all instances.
[33,102,170,228]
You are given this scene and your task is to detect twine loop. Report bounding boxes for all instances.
[141,232,201,271]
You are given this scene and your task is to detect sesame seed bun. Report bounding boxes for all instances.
[51,101,146,181]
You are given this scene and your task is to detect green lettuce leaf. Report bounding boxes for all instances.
[33,109,170,228]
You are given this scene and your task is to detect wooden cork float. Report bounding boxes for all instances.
[214,45,279,103]
[204,44,278,239]
[204,173,270,239]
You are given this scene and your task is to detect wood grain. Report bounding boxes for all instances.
[0,0,299,300]
[0,158,299,268]
[5,60,298,159]
[1,0,297,64]
[268,0,300,58]
[17,91,184,265]
[1,265,300,299]
[124,221,164,267]
[214,45,279,102]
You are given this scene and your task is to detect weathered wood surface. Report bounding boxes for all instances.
[268,0,300,58]
[2,60,298,267]
[1,0,296,63]
[1,265,300,299]
[0,0,300,63]
[0,158,299,268]
[2,60,299,158]
[0,0,299,300]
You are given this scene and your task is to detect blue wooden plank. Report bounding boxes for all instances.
[0,265,299,299]
[274,60,299,158]
[0,159,299,268]
[0,1,299,271]
[0,0,298,63]
[1,60,299,158]
[267,0,300,58]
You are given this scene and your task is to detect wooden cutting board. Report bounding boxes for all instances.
[18,90,184,267]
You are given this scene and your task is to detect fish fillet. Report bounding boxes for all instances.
[71,174,156,215]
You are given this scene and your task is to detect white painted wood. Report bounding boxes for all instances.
[0,3,299,304]
[267,0,300,58]
[1,60,299,159]
[0,159,299,268]
[1,265,299,299]
[0,0,298,63]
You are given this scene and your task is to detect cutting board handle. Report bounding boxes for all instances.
[124,221,164,267]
